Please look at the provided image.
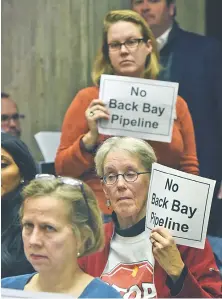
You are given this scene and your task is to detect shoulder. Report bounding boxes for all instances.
[178,28,222,52]
[175,95,189,116]
[67,86,99,112]
[80,278,121,298]
[1,273,35,290]
[75,86,99,99]
[177,239,216,261]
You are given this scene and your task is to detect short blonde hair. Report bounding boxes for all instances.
[92,10,160,85]
[20,178,104,257]
[95,137,157,177]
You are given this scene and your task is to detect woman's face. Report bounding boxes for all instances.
[1,148,21,197]
[102,150,150,220]
[22,196,78,273]
[107,21,152,78]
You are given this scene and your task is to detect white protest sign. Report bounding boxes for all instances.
[98,74,178,142]
[145,163,215,249]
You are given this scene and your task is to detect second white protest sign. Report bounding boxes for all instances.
[146,163,215,249]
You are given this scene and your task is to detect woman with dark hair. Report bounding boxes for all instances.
[1,132,37,278]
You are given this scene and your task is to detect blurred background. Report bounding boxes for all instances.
[2,0,222,160]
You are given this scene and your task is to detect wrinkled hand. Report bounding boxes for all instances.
[150,227,184,281]
[83,99,110,149]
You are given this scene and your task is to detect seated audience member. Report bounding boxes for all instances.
[1,176,122,298]
[78,136,221,298]
[1,133,37,278]
[1,92,24,138]
[55,10,198,222]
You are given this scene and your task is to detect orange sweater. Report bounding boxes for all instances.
[55,86,199,214]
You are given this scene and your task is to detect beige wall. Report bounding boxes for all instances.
[1,0,131,160]
[1,0,205,160]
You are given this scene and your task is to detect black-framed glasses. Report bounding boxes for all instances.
[1,113,25,123]
[108,38,145,52]
[35,174,89,214]
[101,171,151,185]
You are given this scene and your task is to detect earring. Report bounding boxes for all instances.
[106,199,111,209]
[20,179,25,184]
[77,252,80,257]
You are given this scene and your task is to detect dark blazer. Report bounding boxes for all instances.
[159,22,222,235]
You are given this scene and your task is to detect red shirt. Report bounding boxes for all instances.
[78,222,222,298]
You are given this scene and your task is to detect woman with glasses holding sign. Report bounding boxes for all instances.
[55,10,198,222]
[1,175,122,298]
[78,136,221,298]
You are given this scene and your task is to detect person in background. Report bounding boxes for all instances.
[1,133,37,278]
[131,0,222,236]
[78,136,221,298]
[1,176,122,298]
[55,9,198,223]
[1,92,24,138]
[132,0,222,276]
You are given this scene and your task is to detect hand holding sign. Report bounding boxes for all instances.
[83,99,110,150]
[98,74,178,143]
[150,227,184,281]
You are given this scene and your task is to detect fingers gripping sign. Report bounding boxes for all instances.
[150,227,184,281]
[83,99,110,150]
[85,99,110,136]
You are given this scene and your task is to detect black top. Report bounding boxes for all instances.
[1,187,34,278]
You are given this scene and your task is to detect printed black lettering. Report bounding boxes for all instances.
[143,103,150,113]
[171,199,180,212]
[165,178,179,192]
[150,213,189,233]
[181,224,189,232]
[109,99,117,108]
[131,86,139,96]
[131,86,147,97]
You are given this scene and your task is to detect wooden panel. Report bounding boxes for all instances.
[1,0,131,159]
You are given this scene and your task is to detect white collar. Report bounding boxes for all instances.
[156,25,173,51]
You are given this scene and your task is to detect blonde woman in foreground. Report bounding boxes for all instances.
[1,175,122,298]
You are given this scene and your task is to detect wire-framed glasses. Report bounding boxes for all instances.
[101,170,151,185]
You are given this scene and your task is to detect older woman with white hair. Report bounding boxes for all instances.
[78,136,221,298]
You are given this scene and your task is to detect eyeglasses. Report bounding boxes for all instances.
[1,113,25,123]
[108,38,145,52]
[101,171,151,185]
[35,174,89,214]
